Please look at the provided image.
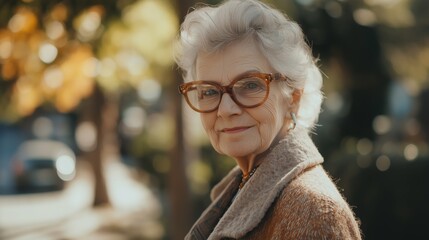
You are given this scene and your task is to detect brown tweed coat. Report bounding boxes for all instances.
[185,130,361,240]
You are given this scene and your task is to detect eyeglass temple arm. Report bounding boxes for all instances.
[178,85,185,94]
[272,73,286,81]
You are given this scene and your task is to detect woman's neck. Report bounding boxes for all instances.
[235,127,290,175]
[235,154,258,175]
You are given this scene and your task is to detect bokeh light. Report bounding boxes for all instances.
[43,66,64,89]
[357,156,372,169]
[8,7,38,33]
[0,37,13,59]
[121,106,146,137]
[75,121,97,152]
[56,155,76,181]
[357,138,373,155]
[45,21,65,40]
[32,116,54,139]
[404,144,418,161]
[74,6,104,42]
[138,79,162,103]
[373,115,392,135]
[375,155,391,171]
[39,42,58,64]
[353,8,377,26]
[325,1,343,18]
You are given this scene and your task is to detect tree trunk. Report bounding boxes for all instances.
[169,67,193,239]
[168,1,195,238]
[79,84,110,206]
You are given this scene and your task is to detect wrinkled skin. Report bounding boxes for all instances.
[195,38,301,174]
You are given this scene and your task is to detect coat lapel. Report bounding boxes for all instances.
[185,171,242,240]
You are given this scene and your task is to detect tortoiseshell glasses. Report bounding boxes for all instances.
[178,72,289,113]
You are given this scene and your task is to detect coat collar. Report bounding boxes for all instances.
[187,129,324,240]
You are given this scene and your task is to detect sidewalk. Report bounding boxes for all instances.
[1,205,163,240]
[0,160,164,240]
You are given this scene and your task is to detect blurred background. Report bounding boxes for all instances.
[0,0,428,239]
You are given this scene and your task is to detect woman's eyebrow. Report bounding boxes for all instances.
[231,69,262,80]
[198,69,263,83]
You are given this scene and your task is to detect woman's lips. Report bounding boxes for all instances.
[221,126,251,133]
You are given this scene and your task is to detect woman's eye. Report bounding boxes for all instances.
[244,82,259,89]
[202,89,218,96]
[241,80,264,90]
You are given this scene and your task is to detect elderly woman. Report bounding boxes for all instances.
[175,0,361,239]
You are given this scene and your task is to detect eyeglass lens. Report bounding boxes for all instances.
[185,76,268,112]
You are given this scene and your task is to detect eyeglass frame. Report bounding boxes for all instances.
[178,72,291,113]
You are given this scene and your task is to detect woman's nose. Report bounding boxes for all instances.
[217,93,242,117]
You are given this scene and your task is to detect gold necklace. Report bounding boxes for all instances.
[239,167,258,189]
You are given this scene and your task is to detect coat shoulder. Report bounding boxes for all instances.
[248,165,362,240]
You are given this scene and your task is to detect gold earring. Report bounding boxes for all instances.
[289,112,297,130]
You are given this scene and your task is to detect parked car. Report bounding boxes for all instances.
[12,140,76,193]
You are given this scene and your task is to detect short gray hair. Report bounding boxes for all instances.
[174,0,323,130]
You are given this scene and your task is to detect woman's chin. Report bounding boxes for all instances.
[219,140,273,158]
[219,146,255,159]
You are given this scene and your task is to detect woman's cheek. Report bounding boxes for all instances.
[257,113,283,150]
[208,130,223,154]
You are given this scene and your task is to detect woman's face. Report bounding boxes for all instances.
[195,39,293,160]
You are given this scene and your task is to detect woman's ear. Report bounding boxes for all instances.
[288,89,303,114]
